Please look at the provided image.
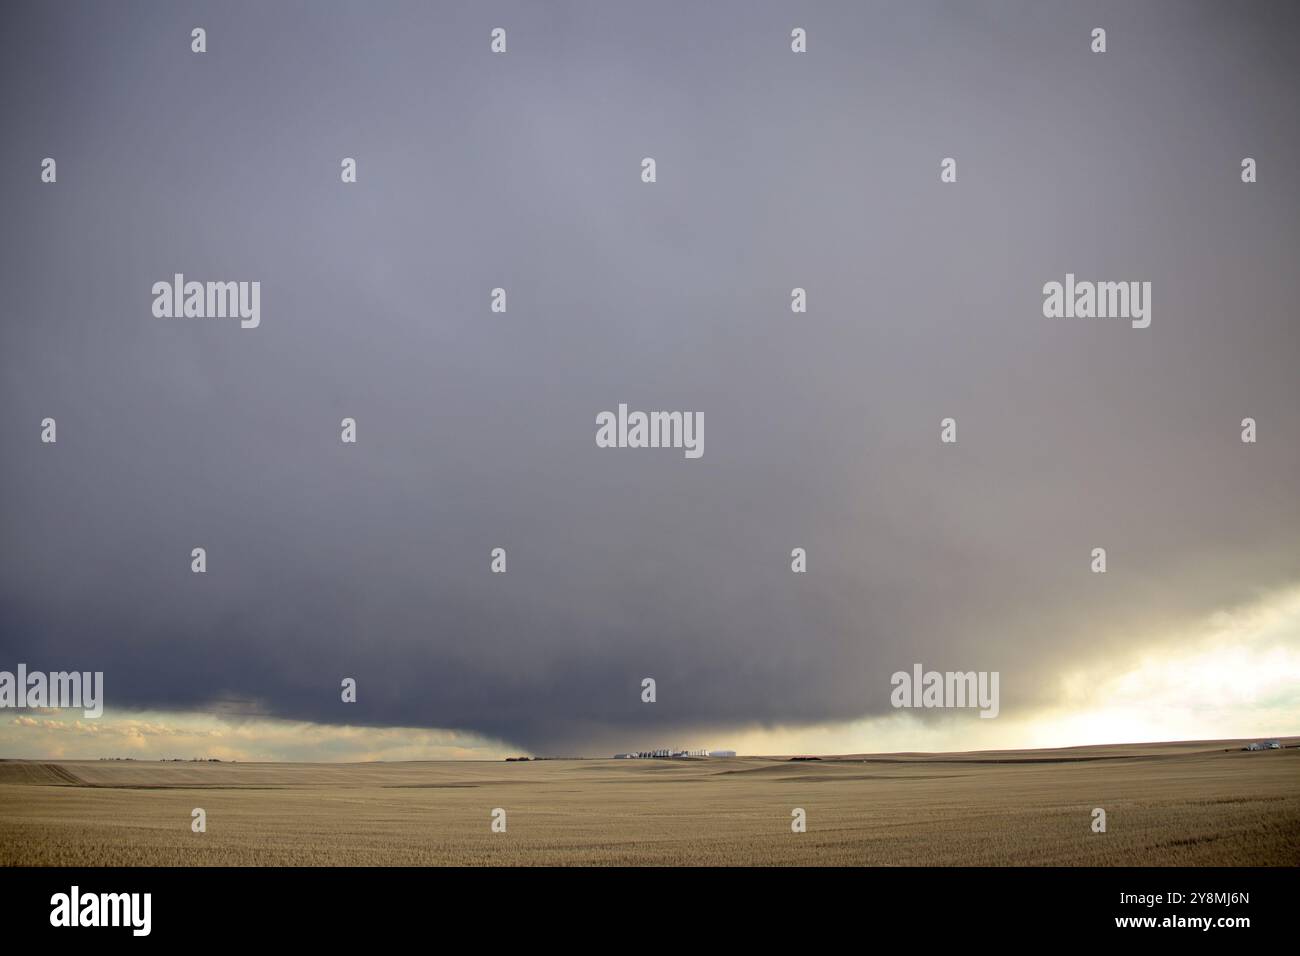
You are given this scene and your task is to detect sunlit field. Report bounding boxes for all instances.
[2,739,1296,866]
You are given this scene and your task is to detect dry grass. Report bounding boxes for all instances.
[2,739,1297,865]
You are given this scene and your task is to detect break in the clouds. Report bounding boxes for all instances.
[1,1,1298,756]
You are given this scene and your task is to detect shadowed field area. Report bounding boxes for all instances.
[2,739,1297,865]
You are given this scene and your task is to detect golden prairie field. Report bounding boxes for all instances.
[1,739,1297,866]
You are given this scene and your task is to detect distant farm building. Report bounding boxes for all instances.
[613,748,734,759]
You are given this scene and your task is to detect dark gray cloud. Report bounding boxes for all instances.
[2,1,1298,753]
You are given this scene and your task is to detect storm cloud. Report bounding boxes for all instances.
[2,1,1298,754]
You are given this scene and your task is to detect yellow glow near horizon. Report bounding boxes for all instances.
[4,587,1299,761]
[722,586,1300,755]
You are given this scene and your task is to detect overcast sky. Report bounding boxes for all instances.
[2,1,1298,758]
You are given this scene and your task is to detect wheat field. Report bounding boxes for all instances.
[2,739,1297,866]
